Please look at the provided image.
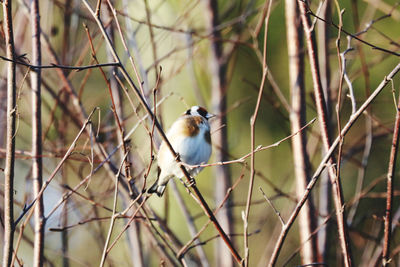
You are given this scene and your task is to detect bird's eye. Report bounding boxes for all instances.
[197,107,208,118]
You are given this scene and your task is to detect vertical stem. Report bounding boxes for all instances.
[81,1,242,263]
[31,1,45,266]
[297,1,353,265]
[244,2,272,265]
[2,0,16,266]
[204,0,233,266]
[170,182,210,266]
[285,0,317,263]
[316,0,332,261]
[382,92,400,265]
[103,4,144,266]
[59,92,70,267]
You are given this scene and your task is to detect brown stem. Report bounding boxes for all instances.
[243,1,272,265]
[81,0,243,264]
[382,89,400,265]
[297,1,353,265]
[83,24,134,196]
[316,0,332,261]
[268,62,400,266]
[2,0,17,266]
[285,0,317,263]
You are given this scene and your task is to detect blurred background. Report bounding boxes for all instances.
[1,0,400,266]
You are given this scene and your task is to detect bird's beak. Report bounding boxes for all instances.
[206,113,216,119]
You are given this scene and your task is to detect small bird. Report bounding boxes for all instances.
[148,106,215,197]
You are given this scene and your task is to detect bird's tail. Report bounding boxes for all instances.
[148,181,167,197]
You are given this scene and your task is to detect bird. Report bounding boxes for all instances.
[148,106,215,197]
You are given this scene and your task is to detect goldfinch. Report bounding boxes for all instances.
[148,106,215,197]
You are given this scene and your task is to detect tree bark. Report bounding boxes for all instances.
[285,0,318,263]
[2,0,17,266]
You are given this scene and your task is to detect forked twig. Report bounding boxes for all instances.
[81,0,243,263]
[268,62,400,266]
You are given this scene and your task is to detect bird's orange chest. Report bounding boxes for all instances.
[178,116,211,144]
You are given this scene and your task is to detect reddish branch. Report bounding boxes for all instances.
[268,62,400,266]
[81,0,242,263]
[83,24,134,195]
[297,1,353,265]
[2,0,17,266]
[382,90,400,265]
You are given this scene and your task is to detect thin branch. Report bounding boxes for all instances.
[340,37,356,115]
[81,0,243,263]
[0,55,120,70]
[99,153,127,267]
[243,2,272,266]
[286,0,317,263]
[382,86,400,265]
[182,117,316,169]
[298,1,353,265]
[307,8,400,57]
[19,108,98,225]
[268,62,400,266]
[259,187,284,226]
[30,0,45,265]
[170,181,210,267]
[83,24,134,195]
[2,0,17,266]
[177,166,246,260]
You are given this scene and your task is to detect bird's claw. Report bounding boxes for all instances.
[186,177,196,187]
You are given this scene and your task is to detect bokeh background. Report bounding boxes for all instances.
[1,0,400,266]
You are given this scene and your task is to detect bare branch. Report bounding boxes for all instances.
[268,61,400,267]
[2,1,17,265]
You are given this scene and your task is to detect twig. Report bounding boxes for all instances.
[105,0,147,99]
[259,187,284,225]
[19,108,98,224]
[286,0,317,262]
[170,181,210,266]
[243,2,272,266]
[298,1,353,265]
[99,153,127,267]
[105,195,149,254]
[267,62,400,266]
[177,166,246,260]
[382,85,400,265]
[182,117,316,169]
[30,1,45,265]
[81,0,243,263]
[307,8,400,57]
[2,1,17,265]
[0,55,120,70]
[340,36,356,115]
[43,95,170,221]
[84,24,134,196]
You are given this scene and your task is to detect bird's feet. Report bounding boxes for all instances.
[179,177,196,188]
[186,177,196,188]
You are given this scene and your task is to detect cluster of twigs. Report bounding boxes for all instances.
[2,0,400,266]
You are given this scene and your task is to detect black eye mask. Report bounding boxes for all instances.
[197,107,208,119]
